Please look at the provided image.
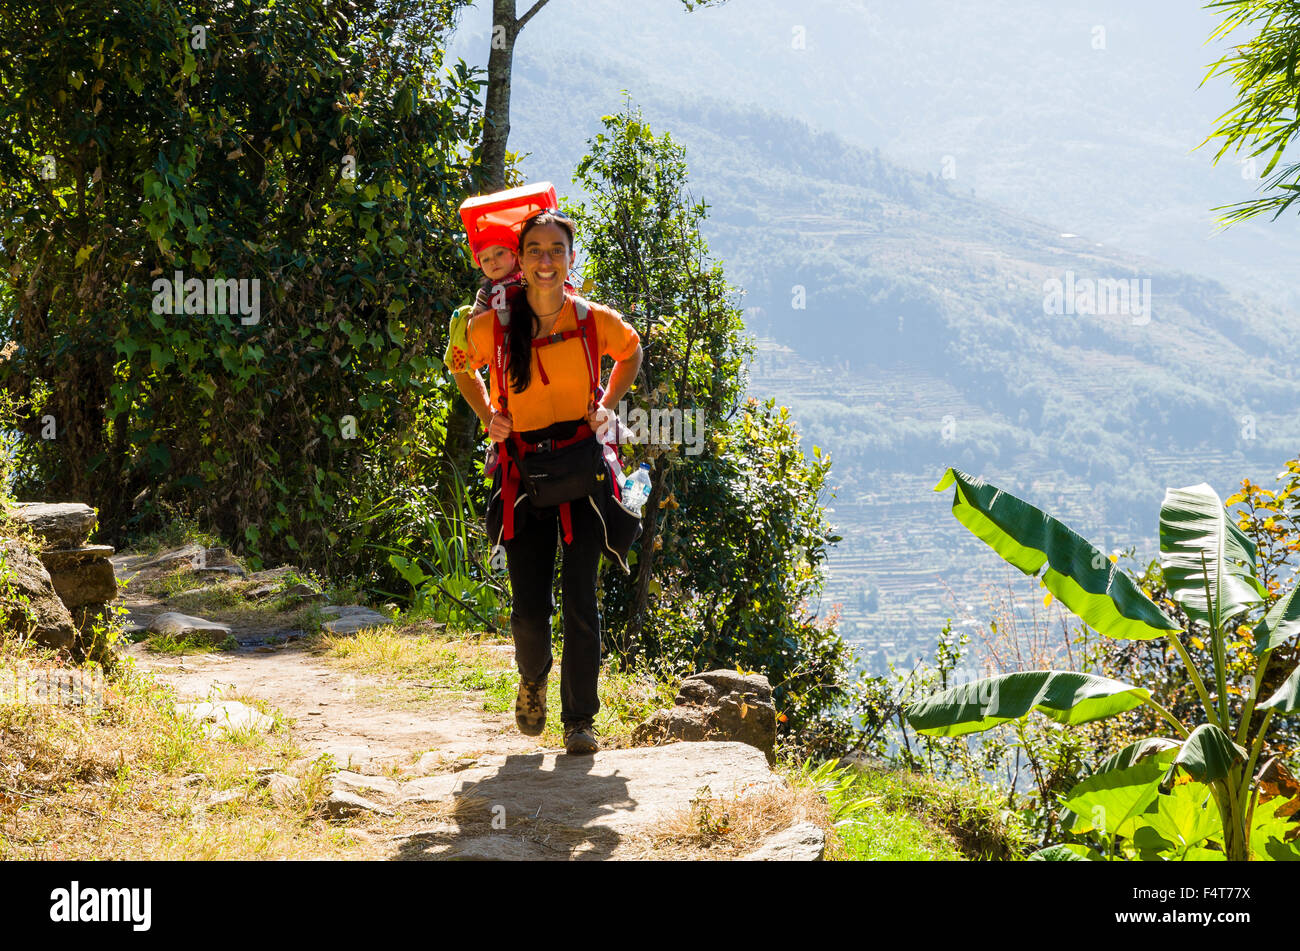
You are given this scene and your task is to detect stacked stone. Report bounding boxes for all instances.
[9,502,117,646]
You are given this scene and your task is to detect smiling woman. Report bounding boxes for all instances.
[450,208,644,755]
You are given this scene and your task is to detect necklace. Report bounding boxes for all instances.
[532,298,566,337]
[534,299,565,319]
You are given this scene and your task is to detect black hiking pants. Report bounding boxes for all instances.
[502,445,604,726]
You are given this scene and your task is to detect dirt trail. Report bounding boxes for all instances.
[109,549,819,860]
[124,640,541,775]
[115,561,541,776]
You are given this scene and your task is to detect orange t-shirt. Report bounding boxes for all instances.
[465,297,640,433]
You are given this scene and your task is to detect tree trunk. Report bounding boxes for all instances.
[482,0,519,192]
[443,0,548,496]
[622,460,668,661]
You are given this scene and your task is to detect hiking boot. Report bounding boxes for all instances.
[564,719,599,755]
[515,677,547,736]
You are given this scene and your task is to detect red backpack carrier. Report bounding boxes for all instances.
[487,287,623,546]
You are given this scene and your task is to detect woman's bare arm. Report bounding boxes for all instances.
[587,344,644,433]
[453,370,493,428]
[601,344,643,409]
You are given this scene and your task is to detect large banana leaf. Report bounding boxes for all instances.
[934,468,1179,640]
[1250,760,1300,860]
[1132,781,1223,858]
[1159,484,1266,629]
[1064,752,1171,837]
[1253,584,1300,654]
[1158,723,1246,793]
[1258,663,1300,714]
[905,670,1151,737]
[1250,795,1300,861]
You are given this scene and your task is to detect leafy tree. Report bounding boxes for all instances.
[571,104,852,755]
[0,0,482,583]
[1202,0,1300,224]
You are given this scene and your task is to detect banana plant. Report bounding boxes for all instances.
[906,468,1300,860]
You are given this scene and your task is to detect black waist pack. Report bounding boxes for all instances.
[509,431,606,509]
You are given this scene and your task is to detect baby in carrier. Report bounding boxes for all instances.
[443,183,560,373]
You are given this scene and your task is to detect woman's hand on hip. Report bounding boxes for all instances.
[586,402,612,439]
[488,411,513,442]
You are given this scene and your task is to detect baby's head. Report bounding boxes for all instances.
[471,225,519,282]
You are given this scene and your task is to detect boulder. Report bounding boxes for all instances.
[632,669,777,765]
[7,504,118,617]
[253,771,302,805]
[194,564,248,580]
[253,581,326,604]
[245,566,296,584]
[0,539,76,651]
[175,700,274,736]
[111,544,205,582]
[327,788,394,819]
[8,502,97,549]
[332,771,403,799]
[321,605,392,635]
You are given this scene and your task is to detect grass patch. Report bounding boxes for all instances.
[0,636,378,860]
[142,568,220,600]
[322,628,517,705]
[815,761,1032,861]
[638,774,831,859]
[580,660,677,750]
[166,585,244,614]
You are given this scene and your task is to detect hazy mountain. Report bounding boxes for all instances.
[449,0,1300,305]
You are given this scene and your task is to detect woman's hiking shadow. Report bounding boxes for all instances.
[393,750,636,860]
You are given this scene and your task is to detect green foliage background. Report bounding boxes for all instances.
[0,0,481,594]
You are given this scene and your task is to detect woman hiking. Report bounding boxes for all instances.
[450,209,643,755]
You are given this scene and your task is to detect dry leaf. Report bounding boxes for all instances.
[1258,757,1300,820]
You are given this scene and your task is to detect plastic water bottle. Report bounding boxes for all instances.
[621,463,652,514]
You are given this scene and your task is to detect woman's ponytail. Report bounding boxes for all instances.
[506,290,536,394]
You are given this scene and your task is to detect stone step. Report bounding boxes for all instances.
[39,544,116,572]
[8,502,98,549]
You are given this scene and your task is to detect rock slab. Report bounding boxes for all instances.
[9,502,97,549]
[175,700,274,737]
[43,549,118,610]
[397,741,779,840]
[7,503,117,623]
[321,605,392,635]
[147,612,232,640]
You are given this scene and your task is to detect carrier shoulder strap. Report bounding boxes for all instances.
[491,292,602,413]
[570,295,600,403]
[491,303,511,414]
